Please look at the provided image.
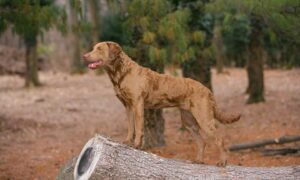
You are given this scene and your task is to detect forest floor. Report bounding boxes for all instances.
[0,68,299,180]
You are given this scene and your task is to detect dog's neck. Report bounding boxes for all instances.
[104,52,135,87]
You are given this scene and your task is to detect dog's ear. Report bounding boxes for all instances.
[107,42,122,60]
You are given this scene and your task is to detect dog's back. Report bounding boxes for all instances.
[136,67,206,109]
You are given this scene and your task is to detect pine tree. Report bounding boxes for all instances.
[69,0,88,74]
[123,0,190,148]
[171,0,215,90]
[207,0,300,103]
[0,0,66,87]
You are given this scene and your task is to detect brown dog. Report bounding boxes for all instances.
[83,41,241,166]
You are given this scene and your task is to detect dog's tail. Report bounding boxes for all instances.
[209,93,241,124]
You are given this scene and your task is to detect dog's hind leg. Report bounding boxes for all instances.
[190,98,227,166]
[180,109,206,163]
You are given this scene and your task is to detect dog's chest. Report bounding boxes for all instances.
[114,86,122,96]
[114,86,132,105]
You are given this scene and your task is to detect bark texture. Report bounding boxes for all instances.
[143,109,165,148]
[70,0,84,73]
[58,135,300,180]
[57,157,77,180]
[246,15,265,103]
[141,62,166,149]
[25,40,40,87]
[213,25,224,74]
[246,41,264,103]
[182,57,212,90]
[88,0,100,44]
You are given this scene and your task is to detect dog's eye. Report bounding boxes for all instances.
[97,47,102,51]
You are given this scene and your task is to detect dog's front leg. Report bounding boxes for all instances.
[123,107,134,145]
[133,99,144,148]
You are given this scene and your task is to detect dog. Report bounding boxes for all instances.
[83,41,241,166]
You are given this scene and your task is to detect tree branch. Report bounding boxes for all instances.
[229,135,300,151]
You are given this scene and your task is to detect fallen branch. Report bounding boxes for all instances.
[229,135,300,151]
[57,135,300,180]
[261,146,300,156]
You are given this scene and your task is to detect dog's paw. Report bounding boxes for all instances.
[133,141,142,149]
[192,159,205,164]
[123,138,133,144]
[122,139,133,146]
[133,143,142,149]
[216,160,227,167]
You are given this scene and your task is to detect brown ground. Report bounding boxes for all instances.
[0,68,299,180]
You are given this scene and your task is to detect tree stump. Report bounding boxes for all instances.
[57,135,300,180]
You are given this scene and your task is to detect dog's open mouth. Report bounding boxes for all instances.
[88,60,103,69]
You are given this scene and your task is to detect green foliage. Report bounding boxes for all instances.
[37,43,54,57]
[0,0,66,44]
[191,31,206,45]
[207,0,300,67]
[174,0,215,66]
[0,0,66,86]
[69,0,94,46]
[101,0,215,74]
[123,0,191,69]
[169,0,214,89]
[222,12,251,66]
[148,46,167,63]
[158,9,190,62]
[100,2,127,43]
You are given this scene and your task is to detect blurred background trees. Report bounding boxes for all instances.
[171,0,214,90]
[69,0,84,73]
[1,0,299,92]
[0,0,66,86]
[1,0,299,146]
[207,0,300,103]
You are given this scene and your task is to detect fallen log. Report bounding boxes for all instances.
[229,135,300,151]
[57,157,77,180]
[57,135,300,180]
[261,146,300,156]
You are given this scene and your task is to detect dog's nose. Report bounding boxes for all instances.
[83,54,89,59]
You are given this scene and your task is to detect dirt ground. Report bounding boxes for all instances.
[0,68,299,180]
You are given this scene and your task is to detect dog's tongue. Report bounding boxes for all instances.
[88,61,102,69]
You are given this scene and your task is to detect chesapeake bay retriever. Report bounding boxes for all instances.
[83,41,241,166]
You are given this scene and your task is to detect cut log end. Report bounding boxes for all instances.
[74,137,104,180]
[77,147,94,175]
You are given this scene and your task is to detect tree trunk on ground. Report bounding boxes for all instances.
[71,33,83,73]
[140,61,165,149]
[213,25,224,74]
[246,39,264,103]
[25,39,41,87]
[57,135,300,180]
[246,15,265,103]
[88,0,100,44]
[143,109,165,148]
[57,157,77,180]
[182,57,212,90]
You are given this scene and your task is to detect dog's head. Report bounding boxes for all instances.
[83,41,122,69]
